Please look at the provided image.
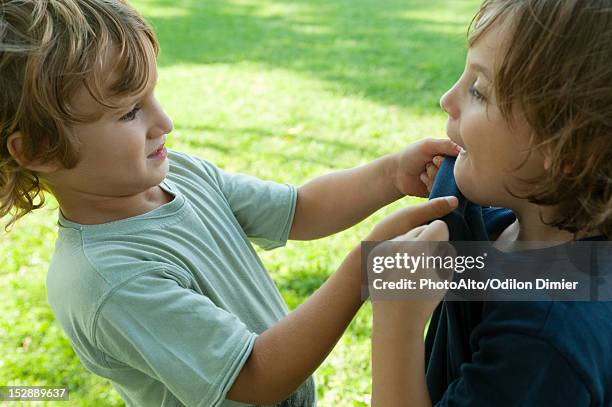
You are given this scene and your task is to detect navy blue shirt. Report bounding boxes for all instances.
[426,156,612,406]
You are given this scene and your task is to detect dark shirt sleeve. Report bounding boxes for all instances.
[434,333,591,407]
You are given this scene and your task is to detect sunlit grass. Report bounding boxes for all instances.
[0,0,480,404]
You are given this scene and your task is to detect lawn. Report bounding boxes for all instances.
[0,0,480,405]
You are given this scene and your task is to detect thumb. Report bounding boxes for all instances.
[417,219,450,241]
[422,138,462,157]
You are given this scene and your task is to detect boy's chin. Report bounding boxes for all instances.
[455,174,495,207]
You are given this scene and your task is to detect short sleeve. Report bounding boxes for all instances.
[92,269,257,407]
[435,333,591,406]
[211,165,297,250]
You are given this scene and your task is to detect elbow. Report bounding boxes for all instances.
[226,355,299,405]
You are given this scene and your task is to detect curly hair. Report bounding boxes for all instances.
[0,0,158,231]
[469,0,612,239]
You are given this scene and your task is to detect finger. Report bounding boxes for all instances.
[396,196,458,231]
[414,182,430,198]
[421,138,462,157]
[433,155,444,167]
[420,171,432,192]
[368,196,459,241]
[426,162,438,180]
[417,219,449,241]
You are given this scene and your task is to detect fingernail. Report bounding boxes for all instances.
[445,196,458,207]
[434,156,442,166]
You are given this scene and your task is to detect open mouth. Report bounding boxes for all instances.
[451,139,467,155]
[445,129,467,154]
[147,143,166,158]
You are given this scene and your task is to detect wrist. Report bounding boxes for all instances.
[382,152,402,196]
[373,304,428,338]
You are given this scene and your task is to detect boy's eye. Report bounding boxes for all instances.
[468,84,485,102]
[119,106,141,122]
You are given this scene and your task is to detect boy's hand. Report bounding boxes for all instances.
[228,196,457,405]
[366,196,458,242]
[366,196,457,326]
[391,138,459,198]
[371,219,454,328]
[370,217,453,407]
[420,155,444,195]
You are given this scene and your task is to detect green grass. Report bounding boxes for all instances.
[0,0,480,405]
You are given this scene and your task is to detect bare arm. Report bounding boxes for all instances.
[227,197,458,405]
[371,218,452,407]
[372,310,430,407]
[227,245,362,405]
[289,139,459,240]
[290,154,402,240]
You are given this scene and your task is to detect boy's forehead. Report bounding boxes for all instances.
[467,36,495,72]
[467,19,512,77]
[70,83,107,119]
[71,49,158,117]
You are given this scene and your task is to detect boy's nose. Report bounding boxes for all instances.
[147,97,174,138]
[159,111,173,135]
[440,89,459,120]
[150,108,173,138]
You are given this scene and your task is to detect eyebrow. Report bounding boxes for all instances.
[113,74,158,113]
[468,62,492,81]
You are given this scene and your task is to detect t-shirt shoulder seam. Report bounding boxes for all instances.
[90,266,192,357]
[170,150,220,186]
[77,230,111,285]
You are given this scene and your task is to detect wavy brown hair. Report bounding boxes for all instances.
[469,0,612,239]
[0,0,158,231]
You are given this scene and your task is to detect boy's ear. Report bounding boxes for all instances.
[6,131,63,173]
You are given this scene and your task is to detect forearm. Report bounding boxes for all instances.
[290,154,403,240]
[371,308,431,407]
[227,247,364,404]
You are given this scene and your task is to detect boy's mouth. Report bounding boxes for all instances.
[452,138,467,155]
[147,143,165,158]
[450,137,467,155]
[445,128,467,154]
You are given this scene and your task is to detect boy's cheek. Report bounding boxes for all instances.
[453,160,482,204]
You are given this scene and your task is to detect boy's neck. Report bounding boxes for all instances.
[57,185,174,225]
[496,203,599,244]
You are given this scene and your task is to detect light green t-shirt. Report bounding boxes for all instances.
[46,150,316,407]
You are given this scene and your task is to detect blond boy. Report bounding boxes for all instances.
[0,1,458,406]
